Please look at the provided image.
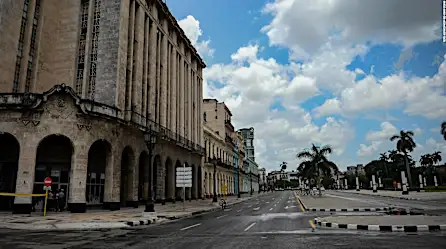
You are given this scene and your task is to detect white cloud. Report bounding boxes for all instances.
[189,1,445,172]
[357,122,445,165]
[262,0,441,58]
[178,15,215,57]
[204,45,354,172]
[313,57,446,120]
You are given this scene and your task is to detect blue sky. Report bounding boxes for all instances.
[169,0,446,172]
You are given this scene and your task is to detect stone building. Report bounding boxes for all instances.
[202,123,234,198]
[0,0,205,214]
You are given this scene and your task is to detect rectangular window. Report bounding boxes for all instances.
[24,0,41,92]
[75,0,90,95]
[88,0,101,100]
[12,0,30,92]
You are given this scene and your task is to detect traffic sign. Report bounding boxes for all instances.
[176,167,192,187]
[44,177,52,187]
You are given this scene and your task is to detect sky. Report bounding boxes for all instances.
[166,0,446,172]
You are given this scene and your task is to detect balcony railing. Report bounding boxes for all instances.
[225,119,234,131]
[0,84,205,156]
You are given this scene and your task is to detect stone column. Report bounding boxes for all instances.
[104,147,120,210]
[142,16,150,126]
[124,0,135,121]
[179,49,185,137]
[148,10,157,121]
[132,5,144,125]
[155,159,165,202]
[187,63,192,140]
[160,19,168,127]
[13,139,38,214]
[68,142,88,213]
[170,35,177,133]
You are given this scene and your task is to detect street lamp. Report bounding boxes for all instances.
[250,170,253,195]
[144,125,158,212]
[212,156,218,203]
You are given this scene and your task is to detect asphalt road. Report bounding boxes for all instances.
[0,191,445,249]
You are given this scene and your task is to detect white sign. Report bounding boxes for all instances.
[43,186,51,191]
[176,167,192,187]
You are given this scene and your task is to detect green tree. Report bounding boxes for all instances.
[441,122,446,140]
[296,144,338,196]
[390,130,416,187]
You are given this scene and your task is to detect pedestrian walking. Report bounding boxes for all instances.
[58,189,65,212]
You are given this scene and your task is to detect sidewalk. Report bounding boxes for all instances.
[297,192,394,212]
[0,194,261,231]
[339,189,446,201]
[315,215,446,232]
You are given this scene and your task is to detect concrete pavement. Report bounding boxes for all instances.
[0,191,446,248]
[0,195,258,230]
[339,189,446,201]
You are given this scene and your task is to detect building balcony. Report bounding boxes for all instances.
[225,134,235,147]
[225,119,234,131]
[0,84,206,157]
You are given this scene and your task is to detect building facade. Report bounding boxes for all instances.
[0,0,205,214]
[232,132,244,195]
[202,123,234,198]
[202,99,236,197]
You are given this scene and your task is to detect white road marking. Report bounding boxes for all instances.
[216,214,228,219]
[253,207,260,211]
[248,205,252,208]
[237,209,243,212]
[285,206,289,209]
[224,208,232,212]
[265,201,270,204]
[274,204,277,207]
[244,222,256,231]
[180,223,202,231]
[269,208,273,211]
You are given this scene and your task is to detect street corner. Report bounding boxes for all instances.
[314,215,446,233]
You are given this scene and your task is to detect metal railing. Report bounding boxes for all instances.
[0,84,205,156]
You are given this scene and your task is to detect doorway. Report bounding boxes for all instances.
[33,135,73,212]
[0,133,20,211]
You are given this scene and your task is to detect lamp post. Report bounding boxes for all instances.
[212,156,218,203]
[262,171,266,193]
[144,126,157,212]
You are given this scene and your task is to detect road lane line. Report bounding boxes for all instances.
[274,204,277,207]
[216,214,228,219]
[244,222,256,231]
[269,208,273,211]
[253,207,260,211]
[248,205,252,208]
[180,223,202,231]
[237,209,243,212]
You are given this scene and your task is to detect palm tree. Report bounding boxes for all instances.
[431,151,442,165]
[419,154,433,167]
[279,162,287,189]
[441,122,446,140]
[379,152,389,177]
[296,144,338,196]
[390,130,416,188]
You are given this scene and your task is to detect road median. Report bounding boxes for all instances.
[296,192,395,212]
[314,215,446,232]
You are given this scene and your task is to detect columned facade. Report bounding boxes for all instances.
[0,0,205,213]
[203,124,234,198]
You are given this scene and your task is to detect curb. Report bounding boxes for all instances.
[314,218,446,232]
[126,218,157,227]
[307,207,393,212]
[297,197,394,213]
[338,191,422,201]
